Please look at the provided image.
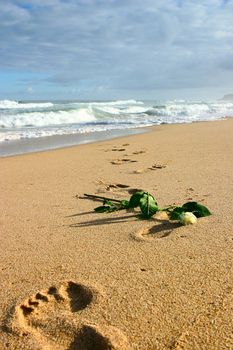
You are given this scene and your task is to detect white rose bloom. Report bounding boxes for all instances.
[179,212,197,225]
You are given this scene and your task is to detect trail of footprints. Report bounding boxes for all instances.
[8,281,129,350]
[107,143,142,166]
[101,143,168,173]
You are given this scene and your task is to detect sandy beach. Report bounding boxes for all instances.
[1,119,233,349]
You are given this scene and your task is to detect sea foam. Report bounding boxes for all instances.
[0,99,53,109]
[0,99,233,143]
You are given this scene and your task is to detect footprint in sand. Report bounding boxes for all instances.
[8,281,129,350]
[102,144,130,153]
[111,148,126,152]
[131,213,180,241]
[132,150,146,155]
[131,224,176,241]
[133,164,167,174]
[96,181,130,196]
[131,226,155,242]
[97,180,130,192]
[111,159,138,165]
[148,164,166,170]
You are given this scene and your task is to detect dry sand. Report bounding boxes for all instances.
[0,119,233,350]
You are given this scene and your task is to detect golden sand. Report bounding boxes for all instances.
[0,119,233,349]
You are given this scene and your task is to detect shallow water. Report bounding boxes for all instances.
[0,98,232,156]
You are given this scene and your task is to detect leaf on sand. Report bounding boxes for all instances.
[128,191,146,208]
[182,201,211,217]
[95,191,159,218]
[139,193,158,219]
[169,201,211,220]
[103,200,114,205]
[120,200,130,209]
[94,199,130,213]
[94,205,114,213]
[169,207,185,220]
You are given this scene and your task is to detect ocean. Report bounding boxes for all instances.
[0,99,232,156]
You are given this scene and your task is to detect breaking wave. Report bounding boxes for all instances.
[0,99,233,142]
[0,99,54,109]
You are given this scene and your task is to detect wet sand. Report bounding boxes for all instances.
[0,119,233,349]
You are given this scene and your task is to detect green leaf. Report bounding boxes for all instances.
[169,206,185,220]
[94,199,130,213]
[94,205,113,213]
[128,191,146,208]
[103,200,114,205]
[120,200,130,209]
[139,193,158,218]
[182,202,211,217]
[169,202,212,220]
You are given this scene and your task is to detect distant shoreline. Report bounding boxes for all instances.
[1,117,231,157]
[0,127,148,157]
[1,99,233,156]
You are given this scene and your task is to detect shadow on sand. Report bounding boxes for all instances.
[69,211,181,238]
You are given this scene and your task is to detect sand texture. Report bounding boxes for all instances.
[0,119,233,349]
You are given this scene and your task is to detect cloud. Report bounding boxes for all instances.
[0,0,233,98]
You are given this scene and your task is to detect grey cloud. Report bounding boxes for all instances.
[0,0,233,96]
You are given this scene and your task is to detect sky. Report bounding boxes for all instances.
[0,0,233,101]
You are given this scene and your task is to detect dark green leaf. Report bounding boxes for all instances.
[182,202,211,217]
[139,193,158,218]
[94,205,113,213]
[169,206,185,220]
[120,200,130,209]
[94,199,130,213]
[128,191,146,208]
[103,200,114,205]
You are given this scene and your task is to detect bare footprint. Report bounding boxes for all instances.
[132,150,146,155]
[111,159,137,165]
[103,182,130,191]
[131,224,175,241]
[96,181,130,195]
[70,324,129,350]
[8,281,129,350]
[14,281,95,347]
[105,184,130,192]
[102,144,130,153]
[131,214,179,241]
[111,148,126,152]
[148,164,167,170]
[131,226,153,242]
[133,163,167,174]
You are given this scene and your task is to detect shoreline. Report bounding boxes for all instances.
[1,118,233,349]
[0,117,229,158]
[0,127,148,158]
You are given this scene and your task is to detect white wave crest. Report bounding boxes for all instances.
[1,99,233,146]
[93,105,150,115]
[0,108,96,128]
[0,123,148,142]
[88,99,143,106]
[147,101,233,119]
[105,99,144,106]
[0,100,54,109]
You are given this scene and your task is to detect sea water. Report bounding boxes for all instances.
[0,99,232,156]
